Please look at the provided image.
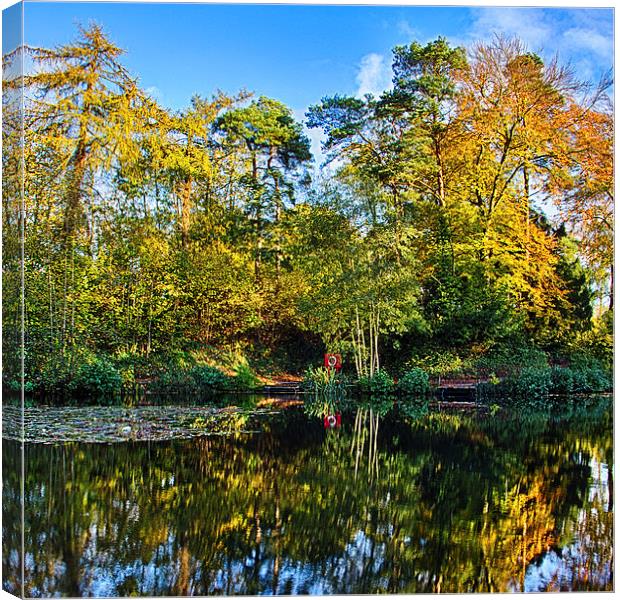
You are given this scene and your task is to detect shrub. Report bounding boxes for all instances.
[397,368,430,396]
[475,345,548,377]
[571,367,612,394]
[231,361,261,391]
[481,367,551,409]
[68,356,122,397]
[153,366,198,394]
[38,357,73,395]
[189,365,231,391]
[358,369,394,395]
[548,365,612,395]
[509,367,552,406]
[407,350,474,378]
[483,364,612,408]
[550,366,574,395]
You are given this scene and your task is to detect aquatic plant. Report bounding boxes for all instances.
[302,365,348,396]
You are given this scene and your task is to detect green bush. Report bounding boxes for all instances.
[358,369,394,395]
[231,361,261,391]
[571,367,612,394]
[153,362,232,395]
[483,364,612,408]
[153,366,198,394]
[68,356,122,397]
[407,350,474,378]
[548,365,612,395]
[510,367,552,406]
[189,365,231,391]
[38,357,73,395]
[475,345,548,377]
[550,366,574,395]
[397,368,430,396]
[480,366,551,409]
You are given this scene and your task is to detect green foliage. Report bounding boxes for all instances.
[569,311,613,370]
[68,356,122,397]
[550,366,574,395]
[190,365,232,391]
[151,357,232,396]
[479,367,551,409]
[358,369,394,396]
[549,364,611,395]
[570,367,612,394]
[508,367,552,407]
[7,27,612,405]
[474,344,549,377]
[231,361,262,391]
[482,364,612,407]
[396,368,430,396]
[302,366,348,397]
[407,350,475,378]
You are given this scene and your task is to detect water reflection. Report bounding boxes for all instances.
[2,399,613,596]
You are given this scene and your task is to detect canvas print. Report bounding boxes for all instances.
[1,1,613,596]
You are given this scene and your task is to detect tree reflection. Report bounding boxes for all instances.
[5,400,613,596]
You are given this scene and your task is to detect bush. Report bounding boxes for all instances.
[152,362,233,396]
[68,356,122,397]
[483,364,612,408]
[358,369,394,395]
[571,367,612,394]
[548,365,612,395]
[480,366,551,409]
[231,361,261,391]
[550,366,574,395]
[475,345,548,377]
[189,365,231,391]
[153,366,198,394]
[509,367,552,406]
[407,350,474,378]
[397,368,430,396]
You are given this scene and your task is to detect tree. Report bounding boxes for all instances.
[381,37,468,208]
[548,102,613,309]
[22,24,146,241]
[215,96,312,280]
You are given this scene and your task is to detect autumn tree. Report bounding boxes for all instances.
[22,25,146,241]
[548,101,613,309]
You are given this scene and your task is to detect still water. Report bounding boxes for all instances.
[2,399,613,596]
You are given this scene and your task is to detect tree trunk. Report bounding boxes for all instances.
[252,153,262,282]
[63,135,88,239]
[523,165,530,262]
[435,138,446,208]
[179,176,192,249]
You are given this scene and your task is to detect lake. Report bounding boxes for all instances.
[2,397,613,595]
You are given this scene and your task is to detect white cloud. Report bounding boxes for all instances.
[292,107,326,169]
[397,20,419,40]
[467,7,551,51]
[305,125,327,168]
[355,53,393,98]
[144,85,163,102]
[562,27,613,59]
[461,8,613,86]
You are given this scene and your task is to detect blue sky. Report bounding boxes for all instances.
[2,2,614,157]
